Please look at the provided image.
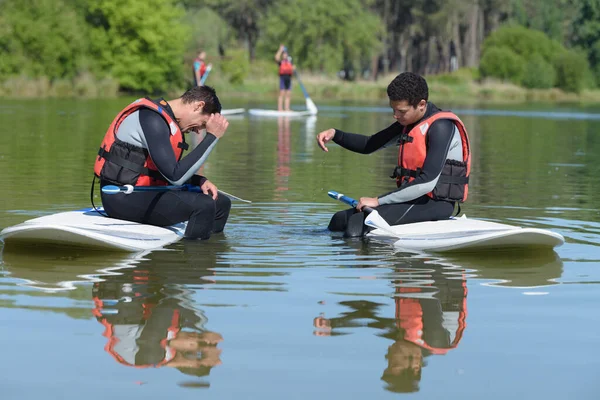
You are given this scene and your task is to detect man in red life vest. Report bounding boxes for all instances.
[193,51,211,86]
[94,86,231,240]
[316,72,471,237]
[275,44,295,111]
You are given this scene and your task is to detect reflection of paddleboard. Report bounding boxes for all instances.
[248,109,316,117]
[368,215,565,253]
[0,248,149,292]
[0,208,185,252]
[221,108,245,115]
[424,251,563,288]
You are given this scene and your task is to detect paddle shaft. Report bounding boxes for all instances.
[101,184,251,203]
[200,65,212,85]
[328,191,374,213]
[293,69,310,100]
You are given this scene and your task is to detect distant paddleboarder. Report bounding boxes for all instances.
[275,44,295,111]
[193,51,212,86]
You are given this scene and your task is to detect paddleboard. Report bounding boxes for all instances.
[221,108,245,116]
[0,208,186,252]
[367,215,564,253]
[248,109,316,117]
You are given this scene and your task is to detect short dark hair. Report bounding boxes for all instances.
[180,85,222,114]
[386,72,428,107]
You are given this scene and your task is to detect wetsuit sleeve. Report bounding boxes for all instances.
[332,122,402,154]
[378,119,455,205]
[139,108,218,186]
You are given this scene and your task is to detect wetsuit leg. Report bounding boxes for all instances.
[327,196,454,238]
[376,196,455,226]
[327,208,369,238]
[101,190,231,240]
[328,208,356,232]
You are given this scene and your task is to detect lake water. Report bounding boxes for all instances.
[1,97,599,399]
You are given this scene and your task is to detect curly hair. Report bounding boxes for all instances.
[386,72,428,107]
[180,85,222,114]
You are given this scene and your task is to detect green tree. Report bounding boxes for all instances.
[258,0,381,73]
[572,0,600,84]
[86,0,190,93]
[554,49,590,93]
[0,0,87,80]
[479,46,526,83]
[202,0,274,61]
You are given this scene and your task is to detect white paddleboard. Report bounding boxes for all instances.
[367,215,564,253]
[248,109,316,117]
[0,208,186,252]
[221,108,245,116]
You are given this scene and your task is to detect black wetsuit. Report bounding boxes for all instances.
[100,101,230,240]
[329,103,459,237]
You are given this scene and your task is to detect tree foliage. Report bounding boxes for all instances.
[258,0,381,73]
[0,0,87,80]
[86,0,190,93]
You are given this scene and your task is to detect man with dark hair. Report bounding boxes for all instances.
[316,72,471,237]
[94,85,231,240]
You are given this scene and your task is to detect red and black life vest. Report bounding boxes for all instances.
[279,59,294,76]
[392,111,471,202]
[94,98,188,186]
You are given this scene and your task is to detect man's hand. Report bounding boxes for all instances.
[201,179,218,200]
[357,197,379,211]
[206,114,229,138]
[316,128,336,152]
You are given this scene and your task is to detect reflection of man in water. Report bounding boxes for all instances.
[91,241,227,381]
[275,116,291,201]
[313,267,467,393]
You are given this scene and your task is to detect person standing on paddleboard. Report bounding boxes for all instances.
[275,44,295,111]
[94,85,231,240]
[193,50,211,86]
[316,72,471,237]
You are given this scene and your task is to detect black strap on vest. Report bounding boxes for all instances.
[97,147,165,181]
[390,166,422,180]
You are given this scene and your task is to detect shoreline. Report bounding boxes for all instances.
[2,71,600,106]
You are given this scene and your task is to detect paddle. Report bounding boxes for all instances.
[293,69,318,115]
[327,190,399,237]
[200,64,212,86]
[102,184,252,203]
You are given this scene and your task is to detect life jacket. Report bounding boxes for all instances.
[395,276,468,355]
[94,98,188,186]
[391,111,471,202]
[279,59,294,75]
[194,58,207,77]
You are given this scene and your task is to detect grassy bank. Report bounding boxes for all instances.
[3,66,600,106]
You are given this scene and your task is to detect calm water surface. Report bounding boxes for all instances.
[1,97,600,399]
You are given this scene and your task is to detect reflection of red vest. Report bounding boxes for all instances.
[93,297,181,368]
[279,59,293,75]
[395,280,468,355]
[94,98,187,186]
[396,111,471,201]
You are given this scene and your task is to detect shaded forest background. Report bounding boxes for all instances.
[1,0,599,96]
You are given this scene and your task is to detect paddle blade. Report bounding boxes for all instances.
[306,97,318,115]
[327,191,341,200]
[101,185,122,195]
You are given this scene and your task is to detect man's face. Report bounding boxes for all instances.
[390,99,426,126]
[180,101,211,134]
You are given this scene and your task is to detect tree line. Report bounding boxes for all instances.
[1,0,599,94]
